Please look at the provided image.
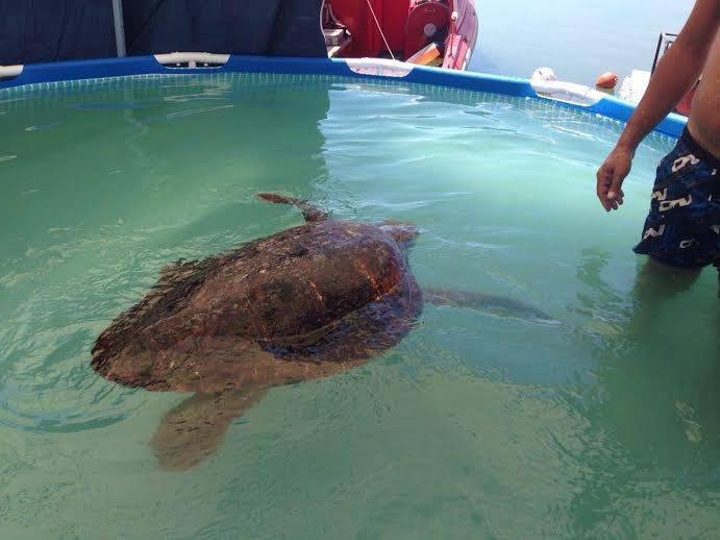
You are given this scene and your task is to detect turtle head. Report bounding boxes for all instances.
[378,220,419,249]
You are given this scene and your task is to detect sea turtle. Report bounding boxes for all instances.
[91,193,556,470]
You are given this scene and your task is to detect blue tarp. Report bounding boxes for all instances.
[126,0,325,57]
[0,0,116,64]
[0,0,326,65]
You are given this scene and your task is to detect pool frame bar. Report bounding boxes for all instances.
[0,55,686,139]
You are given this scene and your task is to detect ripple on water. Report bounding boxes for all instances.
[0,317,143,433]
[1,74,718,538]
[0,238,163,434]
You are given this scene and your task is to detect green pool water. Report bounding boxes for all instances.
[1,73,718,539]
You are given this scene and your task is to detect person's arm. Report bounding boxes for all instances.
[596,0,720,211]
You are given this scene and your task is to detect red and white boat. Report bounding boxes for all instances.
[321,0,479,71]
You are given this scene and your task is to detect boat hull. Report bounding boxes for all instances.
[323,0,478,71]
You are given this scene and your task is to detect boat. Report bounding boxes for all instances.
[1,1,478,82]
[617,32,698,117]
[321,0,479,70]
[527,32,697,118]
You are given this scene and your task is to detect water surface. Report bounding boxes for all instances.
[1,74,718,538]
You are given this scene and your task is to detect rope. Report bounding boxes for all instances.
[364,0,395,61]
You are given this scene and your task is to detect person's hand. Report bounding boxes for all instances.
[596,146,634,211]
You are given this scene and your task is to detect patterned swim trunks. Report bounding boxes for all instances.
[633,127,720,269]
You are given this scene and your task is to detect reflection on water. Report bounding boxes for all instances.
[563,250,720,536]
[0,74,718,538]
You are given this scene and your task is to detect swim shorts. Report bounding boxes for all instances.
[633,127,720,269]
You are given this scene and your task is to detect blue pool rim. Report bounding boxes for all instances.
[1,55,686,139]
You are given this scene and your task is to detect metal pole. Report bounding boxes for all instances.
[111,0,127,57]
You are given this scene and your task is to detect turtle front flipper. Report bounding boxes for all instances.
[150,388,266,471]
[422,287,561,326]
[257,192,328,222]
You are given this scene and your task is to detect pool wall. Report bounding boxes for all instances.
[0,55,686,139]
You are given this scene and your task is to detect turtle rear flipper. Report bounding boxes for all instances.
[150,388,266,471]
[257,192,328,222]
[423,287,560,326]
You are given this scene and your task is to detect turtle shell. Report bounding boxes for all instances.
[91,220,423,394]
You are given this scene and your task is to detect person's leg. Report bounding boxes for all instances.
[634,256,703,299]
[625,257,703,336]
[632,127,719,302]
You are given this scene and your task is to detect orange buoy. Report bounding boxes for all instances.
[595,71,619,89]
[406,42,441,66]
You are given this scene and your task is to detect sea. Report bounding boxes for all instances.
[469,0,695,85]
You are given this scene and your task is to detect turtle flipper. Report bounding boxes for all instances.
[423,287,560,326]
[257,192,328,222]
[150,388,266,471]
